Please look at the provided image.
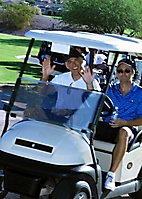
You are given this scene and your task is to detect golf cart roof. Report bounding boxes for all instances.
[104,33,142,45]
[104,33,142,56]
[25,30,142,54]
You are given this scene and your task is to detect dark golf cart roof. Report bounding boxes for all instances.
[25,30,142,54]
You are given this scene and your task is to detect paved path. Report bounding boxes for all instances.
[0,84,21,135]
[4,192,131,199]
[0,84,12,134]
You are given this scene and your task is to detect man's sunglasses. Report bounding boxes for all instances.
[117,69,131,74]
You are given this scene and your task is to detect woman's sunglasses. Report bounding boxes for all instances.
[117,69,131,74]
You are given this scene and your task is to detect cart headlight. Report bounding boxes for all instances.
[127,162,133,169]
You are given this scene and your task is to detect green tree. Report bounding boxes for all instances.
[62,0,142,36]
[0,3,36,29]
[0,0,2,6]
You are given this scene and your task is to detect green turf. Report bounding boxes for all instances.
[45,15,62,20]
[0,33,42,84]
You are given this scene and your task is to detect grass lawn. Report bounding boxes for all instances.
[0,33,43,84]
[45,15,62,20]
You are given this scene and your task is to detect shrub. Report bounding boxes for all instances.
[0,3,36,29]
[33,6,42,15]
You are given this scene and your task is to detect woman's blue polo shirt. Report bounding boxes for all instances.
[104,83,142,123]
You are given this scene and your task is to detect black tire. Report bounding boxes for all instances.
[129,186,142,199]
[0,170,8,199]
[0,190,8,199]
[51,178,92,199]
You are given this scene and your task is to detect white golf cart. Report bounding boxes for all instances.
[0,30,142,199]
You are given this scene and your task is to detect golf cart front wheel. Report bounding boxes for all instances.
[0,190,8,199]
[51,178,92,199]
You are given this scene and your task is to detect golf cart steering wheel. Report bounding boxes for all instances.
[101,95,114,117]
[82,92,114,116]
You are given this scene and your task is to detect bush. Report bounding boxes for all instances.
[33,6,42,15]
[0,3,36,29]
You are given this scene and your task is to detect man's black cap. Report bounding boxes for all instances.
[117,59,135,70]
[64,49,84,62]
[74,46,87,55]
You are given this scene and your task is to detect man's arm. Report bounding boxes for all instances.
[38,57,56,94]
[124,117,142,127]
[41,57,56,82]
[110,117,142,128]
[80,66,101,91]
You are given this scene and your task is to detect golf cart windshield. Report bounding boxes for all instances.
[11,78,103,131]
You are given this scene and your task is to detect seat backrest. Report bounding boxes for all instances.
[128,130,142,152]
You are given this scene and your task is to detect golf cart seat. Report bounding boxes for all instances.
[93,130,142,183]
[128,129,142,152]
